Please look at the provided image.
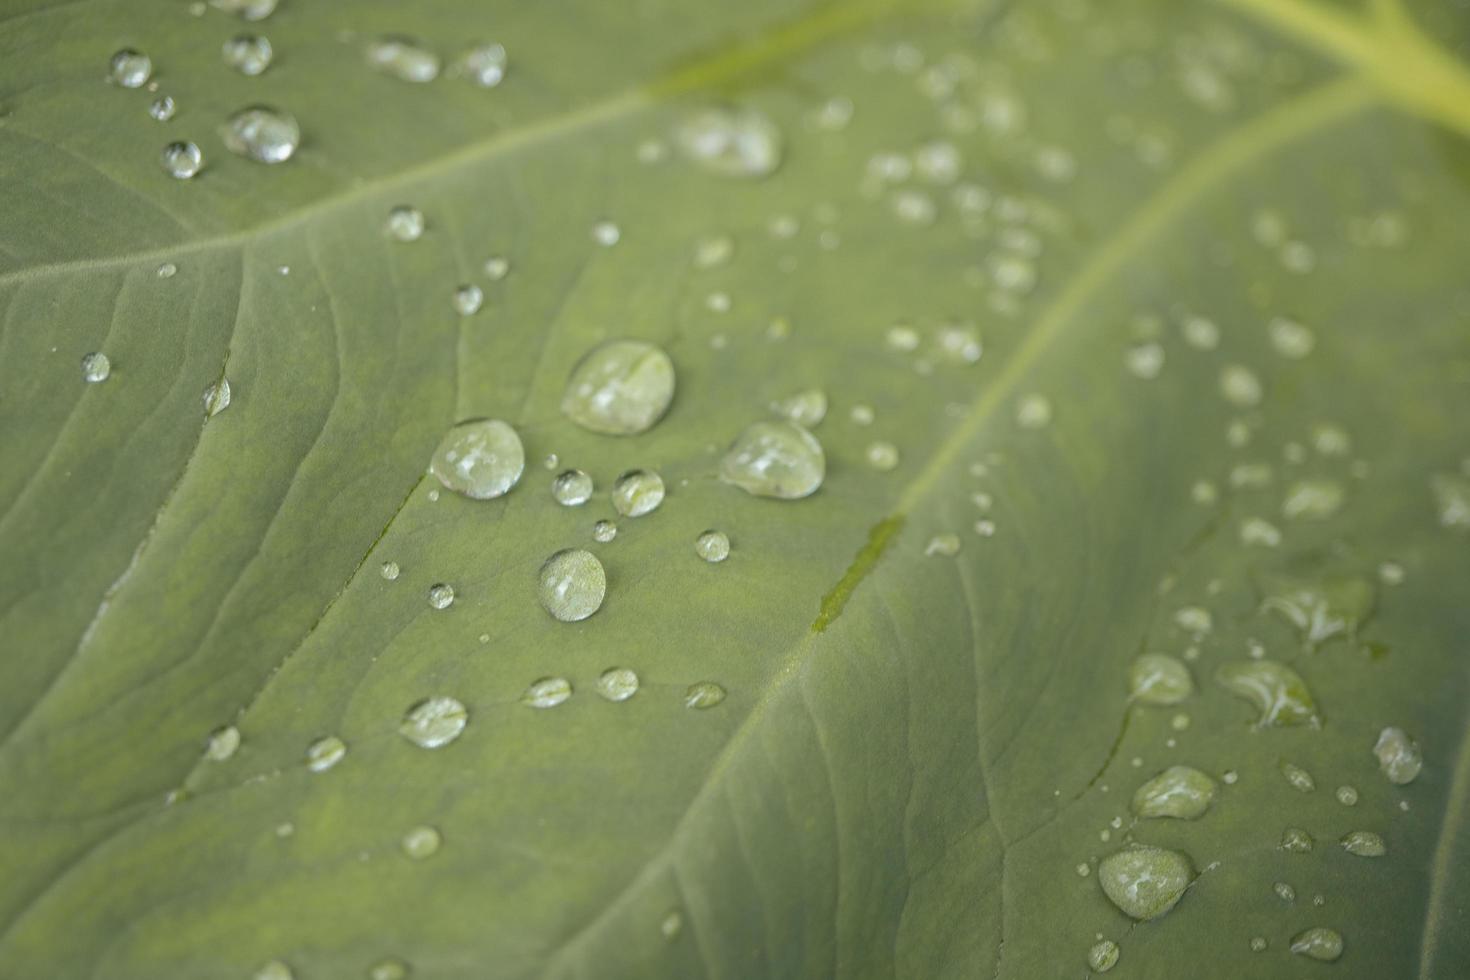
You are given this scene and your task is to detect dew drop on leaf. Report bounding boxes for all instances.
[1431,474,1470,528]
[1268,316,1316,359]
[1015,393,1053,429]
[720,421,825,499]
[379,561,400,581]
[148,95,175,121]
[366,36,441,82]
[560,340,676,435]
[1279,761,1316,792]
[1290,927,1344,962]
[1281,478,1344,520]
[1124,342,1165,379]
[522,677,572,708]
[160,141,203,179]
[1097,845,1192,920]
[80,352,111,383]
[428,419,525,499]
[1131,765,1216,820]
[220,105,299,163]
[210,0,277,19]
[1341,830,1385,857]
[551,469,593,506]
[1281,827,1314,852]
[203,378,231,416]
[695,530,730,563]
[1260,573,1373,649]
[399,696,468,748]
[1128,654,1193,705]
[452,284,484,316]
[1216,660,1319,727]
[611,470,665,517]
[592,519,617,543]
[773,388,828,428]
[1274,881,1297,902]
[306,735,346,772]
[368,958,410,980]
[108,49,151,88]
[385,205,425,242]
[401,825,442,860]
[596,668,639,702]
[253,960,293,980]
[537,549,606,622]
[222,34,272,75]
[1336,784,1359,806]
[674,105,783,178]
[866,441,900,472]
[460,42,508,87]
[204,725,240,762]
[1087,939,1119,973]
[1374,726,1422,785]
[591,220,620,246]
[684,682,726,709]
[1219,364,1264,407]
[924,533,960,557]
[426,583,455,610]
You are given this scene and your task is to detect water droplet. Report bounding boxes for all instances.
[160,141,203,179]
[684,681,726,709]
[1335,784,1359,806]
[1289,927,1344,962]
[850,404,875,426]
[306,735,346,772]
[81,352,111,383]
[148,95,176,121]
[453,284,484,316]
[924,533,961,557]
[380,561,400,581]
[1216,660,1319,727]
[1129,654,1193,705]
[1280,761,1316,792]
[1374,726,1422,785]
[1281,478,1344,520]
[611,470,665,517]
[1173,606,1212,634]
[1015,394,1052,429]
[109,49,152,88]
[483,256,511,282]
[220,105,299,163]
[368,958,410,980]
[1181,315,1220,349]
[428,419,525,499]
[253,960,293,980]
[366,36,441,82]
[401,825,441,860]
[1261,573,1373,649]
[386,205,425,242]
[205,725,240,762]
[1269,317,1315,358]
[203,378,232,416]
[522,677,572,708]
[211,0,278,18]
[426,583,455,610]
[695,530,730,563]
[596,667,639,702]
[1087,939,1119,973]
[460,42,507,87]
[222,34,272,75]
[1239,516,1282,547]
[538,549,607,622]
[1220,364,1263,407]
[399,696,468,748]
[1274,881,1297,902]
[1124,342,1165,379]
[591,220,621,246]
[551,469,593,506]
[1132,765,1216,819]
[1341,830,1385,857]
[675,105,782,178]
[773,388,828,428]
[1281,827,1314,852]
[560,340,675,435]
[720,421,825,499]
[1431,474,1470,528]
[863,440,901,472]
[1097,845,1193,920]
[592,519,618,543]
[660,910,683,938]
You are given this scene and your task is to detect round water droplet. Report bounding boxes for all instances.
[720,421,825,499]
[368,958,410,980]
[223,34,273,75]
[366,36,441,82]
[380,561,400,581]
[538,549,606,621]
[1219,364,1263,407]
[484,256,510,280]
[1341,830,1385,857]
[866,441,900,472]
[160,141,203,179]
[1374,726,1422,785]
[1216,660,1319,727]
[592,519,618,543]
[596,667,639,702]
[1269,317,1315,359]
[611,470,665,517]
[695,530,730,563]
[205,725,240,762]
[592,220,621,246]
[1087,939,1119,973]
[306,735,346,772]
[1015,394,1052,429]
[522,677,572,708]
[428,419,525,499]
[203,378,232,416]
[675,105,783,178]
[426,583,455,610]
[1097,845,1193,920]
[1281,827,1314,852]
[551,469,593,506]
[1289,927,1343,962]
[1280,761,1316,792]
[685,681,726,709]
[453,284,484,316]
[460,42,507,87]
[1132,765,1216,819]
[148,95,176,121]
[401,825,441,860]
[156,262,177,279]
[399,696,468,748]
[221,105,299,163]
[1336,784,1360,806]
[386,205,425,242]
[254,960,293,980]
[81,352,111,383]
[1129,654,1193,705]
[1174,606,1212,634]
[773,388,828,428]
[1125,342,1165,379]
[109,49,152,88]
[561,340,676,435]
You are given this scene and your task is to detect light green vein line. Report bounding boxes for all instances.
[1418,675,1470,979]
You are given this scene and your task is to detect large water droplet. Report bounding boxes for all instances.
[401,825,442,860]
[160,141,203,179]
[1087,940,1119,973]
[399,696,467,748]
[428,419,525,499]
[109,49,152,88]
[522,677,572,708]
[203,378,232,416]
[1216,660,1319,727]
[1374,726,1422,785]
[1097,845,1193,920]
[1132,766,1216,819]
[1341,830,1385,857]
[366,36,441,82]
[538,549,606,622]
[222,34,273,75]
[221,105,299,163]
[611,470,665,517]
[81,352,112,383]
[1129,654,1193,705]
[1260,572,1373,649]
[695,530,730,563]
[720,421,825,499]
[596,667,639,702]
[675,105,783,178]
[1289,927,1343,962]
[204,725,240,762]
[380,561,401,581]
[561,340,676,435]
[306,735,346,772]
[684,682,726,709]
[552,469,594,506]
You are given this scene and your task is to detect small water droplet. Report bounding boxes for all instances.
[399,696,468,748]
[460,42,507,87]
[1280,761,1316,792]
[685,681,726,709]
[1374,726,1422,785]
[366,36,440,82]
[1180,315,1220,349]
[660,910,683,938]
[1281,827,1314,852]
[401,825,441,860]
[592,519,618,543]
[386,205,425,242]
[1129,654,1193,705]
[1274,881,1297,902]
[1220,364,1264,407]
[720,421,825,499]
[866,441,900,472]
[379,561,400,581]
[1015,394,1052,429]
[426,583,455,610]
[522,677,572,708]
[1431,473,1470,528]
[109,49,152,87]
[1239,516,1282,547]
[204,725,240,762]
[924,533,961,557]
[1097,845,1193,920]
[772,388,828,429]
[675,105,782,178]
[1341,830,1385,857]
[592,220,621,246]
[1216,660,1319,727]
[1281,478,1344,520]
[368,958,411,980]
[211,0,278,18]
[1249,937,1268,953]
[1132,765,1216,819]
[1124,342,1165,379]
[1289,927,1344,962]
[1087,939,1119,973]
[222,34,272,75]
[453,284,484,316]
[253,960,293,980]
[81,352,111,383]
[1174,606,1212,634]
[538,548,607,622]
[160,140,203,178]
[596,667,639,702]
[695,529,730,563]
[203,378,232,416]
[428,419,525,499]
[1269,316,1315,358]
[611,470,665,517]
[148,95,176,121]
[561,340,676,435]
[484,255,510,280]
[1336,784,1359,806]
[306,735,346,772]
[220,105,299,163]
[551,469,593,506]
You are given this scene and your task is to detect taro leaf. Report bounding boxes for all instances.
[1,0,1468,977]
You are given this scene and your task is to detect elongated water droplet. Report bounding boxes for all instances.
[205,725,240,762]
[148,95,176,121]
[1174,606,1212,634]
[1132,766,1216,819]
[1341,830,1385,857]
[386,205,425,242]
[1087,940,1119,973]
[306,735,346,772]
[366,36,440,82]
[522,677,571,708]
[1129,654,1192,705]
[453,284,483,316]
[592,519,617,543]
[1290,927,1344,962]
[1280,761,1316,792]
[401,825,441,860]
[160,141,203,178]
[552,469,593,506]
[561,340,676,435]
[428,419,525,499]
[222,34,272,74]
[1374,726,1422,785]
[203,378,232,416]
[1281,478,1344,520]
[460,42,507,87]
[1281,827,1314,852]
[538,549,606,622]
[1097,846,1193,920]
[695,530,730,563]
[109,49,152,87]
[675,105,783,178]
[596,668,639,702]
[721,421,825,499]
[773,388,827,428]
[426,583,455,610]
[399,696,467,748]
[1261,572,1374,649]
[221,105,299,163]
[685,682,726,709]
[81,352,111,383]
[1216,660,1319,727]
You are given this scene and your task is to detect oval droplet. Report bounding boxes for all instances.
[1097,845,1193,920]
[684,682,726,709]
[1281,827,1314,852]
[426,583,455,610]
[148,95,176,121]
[1280,761,1316,792]
[452,284,484,316]
[611,469,665,517]
[720,421,825,499]
[1128,654,1193,705]
[81,352,112,383]
[1132,766,1216,820]
[522,677,572,708]
[160,141,203,179]
[1216,660,1319,727]
[306,735,346,772]
[366,36,441,82]
[537,549,607,622]
[204,725,241,762]
[551,469,594,506]
[108,49,152,88]
[386,205,425,242]
[695,530,730,563]
[380,561,401,581]
[1289,927,1343,962]
[1374,726,1422,785]
[253,960,293,980]
[203,378,232,416]
[401,825,441,860]
[773,388,828,428]
[368,958,410,980]
[399,696,468,749]
[674,105,783,178]
[1341,830,1385,857]
[865,441,900,472]
[211,0,278,19]
[560,340,676,435]
[596,667,639,702]
[222,34,273,75]
[220,105,300,163]
[1087,940,1119,973]
[428,419,525,499]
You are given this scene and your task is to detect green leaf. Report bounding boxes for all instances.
[1,0,1468,976]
